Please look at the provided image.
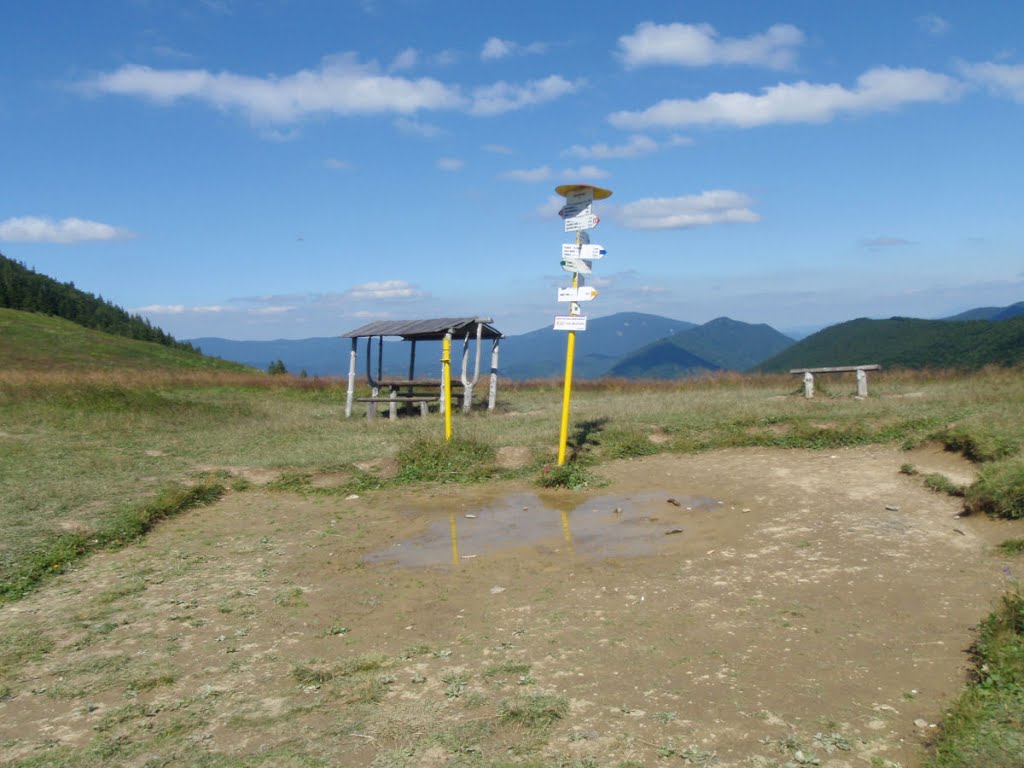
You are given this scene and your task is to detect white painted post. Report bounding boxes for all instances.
[803,371,814,399]
[461,333,473,414]
[487,337,500,411]
[389,389,398,420]
[345,338,357,418]
[367,385,378,420]
[856,368,868,397]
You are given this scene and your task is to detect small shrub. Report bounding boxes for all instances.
[924,473,966,497]
[536,461,602,490]
[900,463,919,476]
[397,437,495,484]
[499,692,569,729]
[964,456,1024,519]
[996,539,1024,556]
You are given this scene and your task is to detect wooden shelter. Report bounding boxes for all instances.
[341,317,503,418]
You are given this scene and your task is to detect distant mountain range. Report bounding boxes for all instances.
[192,312,792,380]
[191,301,1024,380]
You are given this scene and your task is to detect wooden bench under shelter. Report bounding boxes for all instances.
[341,317,504,421]
[790,364,882,398]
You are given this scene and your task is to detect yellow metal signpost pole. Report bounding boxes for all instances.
[557,252,579,466]
[442,333,452,442]
[554,184,611,466]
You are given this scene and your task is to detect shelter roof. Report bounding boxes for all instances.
[342,317,502,341]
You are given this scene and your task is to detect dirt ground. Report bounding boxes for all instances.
[1,445,1019,767]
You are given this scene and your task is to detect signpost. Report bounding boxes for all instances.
[552,183,612,465]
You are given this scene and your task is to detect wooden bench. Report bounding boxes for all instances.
[790,365,882,398]
[356,395,434,420]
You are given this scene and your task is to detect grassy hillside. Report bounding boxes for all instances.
[0,308,254,372]
[757,316,1024,372]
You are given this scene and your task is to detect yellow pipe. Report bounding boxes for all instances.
[557,269,579,465]
[442,334,452,442]
[449,512,459,566]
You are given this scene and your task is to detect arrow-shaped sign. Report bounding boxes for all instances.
[579,244,606,260]
[564,213,599,233]
[560,257,592,274]
[557,286,599,302]
[562,243,580,260]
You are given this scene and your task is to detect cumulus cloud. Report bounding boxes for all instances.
[470,75,581,116]
[609,66,964,129]
[389,47,418,72]
[135,304,186,315]
[618,21,804,70]
[437,157,464,171]
[500,166,552,182]
[481,37,546,60]
[82,54,463,122]
[563,134,663,159]
[82,56,580,124]
[0,216,134,244]
[345,280,427,300]
[957,60,1024,102]
[561,164,609,180]
[618,190,760,230]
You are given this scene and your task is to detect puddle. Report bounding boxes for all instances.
[364,491,726,567]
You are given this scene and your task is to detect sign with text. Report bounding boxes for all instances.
[560,257,592,274]
[564,213,599,232]
[557,286,599,302]
[553,315,588,331]
[579,244,606,259]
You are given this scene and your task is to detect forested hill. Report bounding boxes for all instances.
[0,253,196,352]
[756,316,1024,372]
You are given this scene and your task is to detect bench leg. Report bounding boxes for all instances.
[803,372,814,398]
[389,391,398,421]
[419,401,428,417]
[856,369,868,397]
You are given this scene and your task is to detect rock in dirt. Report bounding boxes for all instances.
[665,528,684,535]
[667,498,682,507]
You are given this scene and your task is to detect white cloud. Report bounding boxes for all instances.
[501,166,552,182]
[481,37,546,61]
[83,54,464,123]
[564,134,658,159]
[389,47,418,72]
[917,15,950,37]
[135,304,186,315]
[536,194,564,218]
[324,157,352,170]
[561,164,610,180]
[618,190,760,230]
[609,66,964,129]
[470,75,581,116]
[957,60,1024,102]
[437,157,464,171]
[0,216,134,244]
[618,21,804,70]
[251,306,294,315]
[394,116,443,137]
[84,56,580,124]
[345,279,427,300]
[483,143,512,154]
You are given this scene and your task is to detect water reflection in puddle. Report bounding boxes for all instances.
[364,491,723,567]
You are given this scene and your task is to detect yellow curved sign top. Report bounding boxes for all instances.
[555,184,613,200]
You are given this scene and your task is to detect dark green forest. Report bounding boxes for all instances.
[757,316,1024,372]
[0,253,197,353]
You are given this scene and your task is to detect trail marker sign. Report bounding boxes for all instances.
[557,286,599,302]
[553,315,588,331]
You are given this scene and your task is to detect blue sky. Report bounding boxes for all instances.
[2,0,1022,340]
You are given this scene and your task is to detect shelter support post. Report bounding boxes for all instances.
[345,338,357,418]
[461,322,484,414]
[487,337,499,411]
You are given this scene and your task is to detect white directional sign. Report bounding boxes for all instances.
[557,286,599,302]
[579,244,606,260]
[562,243,579,260]
[564,213,600,232]
[560,257,592,274]
[553,315,588,331]
[559,200,591,220]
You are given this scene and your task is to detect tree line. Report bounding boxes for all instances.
[0,253,199,353]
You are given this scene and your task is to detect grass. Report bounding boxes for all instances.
[2,359,1024,764]
[997,539,1024,556]
[924,473,966,497]
[925,587,1024,767]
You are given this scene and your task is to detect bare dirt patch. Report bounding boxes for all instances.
[495,446,533,470]
[0,447,1016,767]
